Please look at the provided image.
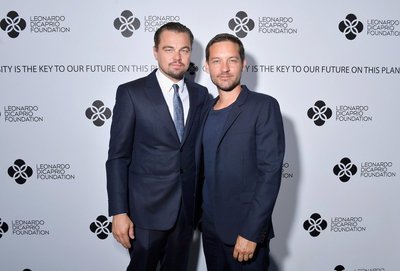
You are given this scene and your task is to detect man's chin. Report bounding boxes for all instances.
[215,82,240,92]
[220,87,235,92]
[167,71,186,81]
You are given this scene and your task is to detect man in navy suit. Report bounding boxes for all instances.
[106,22,208,271]
[199,33,285,270]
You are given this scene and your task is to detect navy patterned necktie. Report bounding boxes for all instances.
[172,84,184,142]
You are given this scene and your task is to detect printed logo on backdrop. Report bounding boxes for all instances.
[185,62,199,81]
[114,10,181,36]
[333,157,396,182]
[307,100,332,126]
[0,64,157,74]
[259,15,298,35]
[303,213,327,237]
[12,219,50,236]
[360,161,396,178]
[3,106,44,123]
[90,215,112,240]
[1,10,71,36]
[30,15,70,34]
[36,163,75,181]
[334,264,386,271]
[236,64,400,75]
[281,162,294,179]
[0,11,26,38]
[304,213,367,237]
[7,159,76,184]
[0,218,9,238]
[336,104,372,122]
[8,159,33,185]
[228,11,297,38]
[339,14,364,40]
[367,18,400,37]
[307,100,373,126]
[338,13,400,39]
[144,15,180,33]
[114,10,141,37]
[187,62,198,76]
[0,218,50,236]
[85,100,112,127]
[333,157,358,182]
[229,11,255,38]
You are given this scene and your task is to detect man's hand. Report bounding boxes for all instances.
[233,235,257,262]
[112,213,134,249]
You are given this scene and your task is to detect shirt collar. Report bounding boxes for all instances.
[156,69,184,93]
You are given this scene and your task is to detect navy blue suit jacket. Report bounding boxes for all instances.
[198,86,285,245]
[106,69,209,230]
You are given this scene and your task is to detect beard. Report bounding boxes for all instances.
[159,61,188,81]
[167,70,186,81]
[167,61,188,80]
[211,74,241,92]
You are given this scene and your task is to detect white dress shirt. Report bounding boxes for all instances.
[156,69,189,124]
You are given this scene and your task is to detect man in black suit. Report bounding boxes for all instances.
[106,22,208,271]
[199,33,285,270]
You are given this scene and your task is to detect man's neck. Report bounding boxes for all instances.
[214,86,241,110]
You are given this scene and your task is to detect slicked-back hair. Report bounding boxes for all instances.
[205,33,245,62]
[154,22,194,49]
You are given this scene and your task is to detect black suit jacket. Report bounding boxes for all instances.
[197,86,285,244]
[106,69,209,230]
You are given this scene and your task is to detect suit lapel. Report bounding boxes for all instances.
[144,71,179,142]
[216,86,249,149]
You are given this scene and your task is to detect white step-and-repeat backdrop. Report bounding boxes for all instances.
[1,1,399,270]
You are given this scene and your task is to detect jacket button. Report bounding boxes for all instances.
[180,169,183,174]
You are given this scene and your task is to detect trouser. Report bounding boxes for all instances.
[201,217,270,271]
[127,207,193,271]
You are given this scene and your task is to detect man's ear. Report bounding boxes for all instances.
[153,46,158,60]
[242,59,247,72]
[204,61,210,74]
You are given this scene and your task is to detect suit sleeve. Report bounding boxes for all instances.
[239,97,285,243]
[105,85,136,216]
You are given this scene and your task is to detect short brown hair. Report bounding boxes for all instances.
[205,33,245,62]
[154,22,194,49]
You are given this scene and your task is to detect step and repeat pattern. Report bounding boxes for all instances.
[1,1,399,270]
